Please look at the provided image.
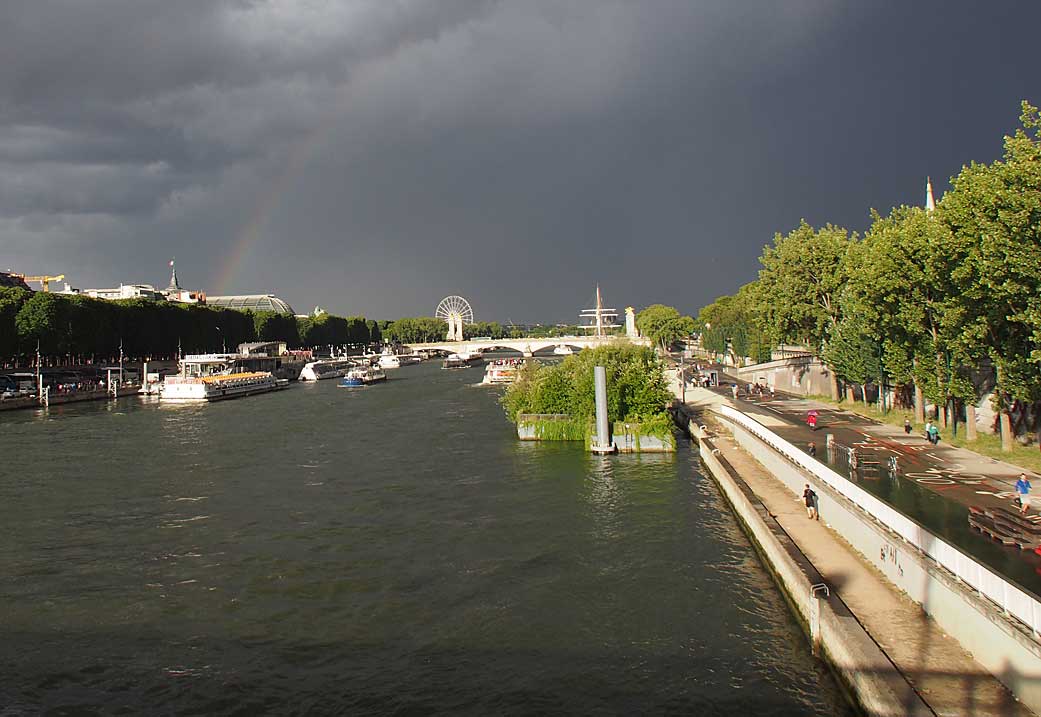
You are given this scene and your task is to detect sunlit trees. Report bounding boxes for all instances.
[751,221,855,399]
[696,284,771,365]
[636,304,696,353]
[942,101,1041,449]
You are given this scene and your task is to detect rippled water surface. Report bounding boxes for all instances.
[1,362,852,715]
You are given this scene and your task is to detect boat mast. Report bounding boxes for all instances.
[596,284,603,338]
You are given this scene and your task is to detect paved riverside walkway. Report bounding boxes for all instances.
[673,381,1033,716]
[675,374,1041,593]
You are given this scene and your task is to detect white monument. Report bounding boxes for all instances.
[625,307,638,338]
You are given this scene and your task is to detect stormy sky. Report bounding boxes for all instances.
[1,1,1039,323]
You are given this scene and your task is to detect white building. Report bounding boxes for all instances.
[85,284,167,301]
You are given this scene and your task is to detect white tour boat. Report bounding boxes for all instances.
[298,358,355,381]
[481,359,524,385]
[553,345,575,356]
[160,354,287,402]
[378,350,402,369]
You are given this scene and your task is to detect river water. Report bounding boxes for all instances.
[1,361,852,715]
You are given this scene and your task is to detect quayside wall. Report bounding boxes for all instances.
[691,422,930,716]
[706,405,1041,714]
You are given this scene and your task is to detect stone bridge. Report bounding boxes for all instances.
[404,335,650,357]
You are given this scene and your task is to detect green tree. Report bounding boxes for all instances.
[502,344,671,423]
[696,284,771,365]
[846,206,969,425]
[751,221,855,399]
[941,101,1041,449]
[636,304,695,353]
[0,286,31,361]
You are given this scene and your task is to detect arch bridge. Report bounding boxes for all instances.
[403,335,650,357]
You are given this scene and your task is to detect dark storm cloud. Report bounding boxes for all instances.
[2,1,1039,320]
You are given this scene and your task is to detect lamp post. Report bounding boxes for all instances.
[679,347,686,404]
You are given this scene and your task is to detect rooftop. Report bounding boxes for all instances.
[206,294,295,315]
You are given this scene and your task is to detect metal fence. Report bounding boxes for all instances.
[718,404,1041,636]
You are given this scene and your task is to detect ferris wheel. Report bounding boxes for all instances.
[435,295,474,325]
[436,295,474,341]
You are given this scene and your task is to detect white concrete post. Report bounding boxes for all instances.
[591,365,613,453]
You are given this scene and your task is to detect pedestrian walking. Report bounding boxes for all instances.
[1016,474,1033,515]
[731,383,739,400]
[924,420,934,443]
[807,441,816,458]
[903,418,912,435]
[803,484,818,520]
[927,423,940,445]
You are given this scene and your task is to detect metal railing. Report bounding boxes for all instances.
[718,404,1041,636]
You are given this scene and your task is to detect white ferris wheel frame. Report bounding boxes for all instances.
[435,295,474,324]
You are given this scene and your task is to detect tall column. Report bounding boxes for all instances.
[591,366,614,453]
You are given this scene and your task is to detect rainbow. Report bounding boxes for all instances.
[213,92,352,295]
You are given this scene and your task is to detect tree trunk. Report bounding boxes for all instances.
[996,362,1013,452]
[846,385,855,403]
[966,403,977,441]
[939,400,948,430]
[828,366,840,401]
[914,382,925,424]
[1001,410,1014,452]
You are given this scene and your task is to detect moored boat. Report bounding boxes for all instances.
[442,354,470,369]
[160,354,286,402]
[378,350,402,369]
[299,358,355,381]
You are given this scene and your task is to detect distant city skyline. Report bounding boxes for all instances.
[2,1,1039,323]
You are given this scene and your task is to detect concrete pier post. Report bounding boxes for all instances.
[591,365,614,453]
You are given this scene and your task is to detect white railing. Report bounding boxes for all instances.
[717,404,1041,636]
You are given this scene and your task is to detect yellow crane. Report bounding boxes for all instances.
[16,274,66,292]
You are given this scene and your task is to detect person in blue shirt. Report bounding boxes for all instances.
[1016,474,1032,515]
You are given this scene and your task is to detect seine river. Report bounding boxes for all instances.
[1,360,852,715]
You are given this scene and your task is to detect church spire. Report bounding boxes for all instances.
[167,258,182,291]
[925,177,936,213]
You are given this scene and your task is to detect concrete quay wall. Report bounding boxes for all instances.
[713,411,1041,714]
[0,386,142,412]
[691,422,930,716]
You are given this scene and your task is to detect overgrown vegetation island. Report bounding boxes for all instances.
[697,102,1041,452]
[501,343,675,450]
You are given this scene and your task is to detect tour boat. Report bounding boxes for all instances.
[553,345,574,356]
[338,365,387,387]
[442,354,470,370]
[378,351,402,369]
[298,358,355,381]
[160,354,287,402]
[481,359,523,385]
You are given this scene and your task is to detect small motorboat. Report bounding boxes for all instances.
[338,374,365,388]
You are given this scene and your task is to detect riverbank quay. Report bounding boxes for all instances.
[676,384,1038,716]
[0,384,142,412]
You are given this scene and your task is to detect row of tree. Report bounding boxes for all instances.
[697,102,1041,450]
[0,287,388,364]
[382,318,507,344]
